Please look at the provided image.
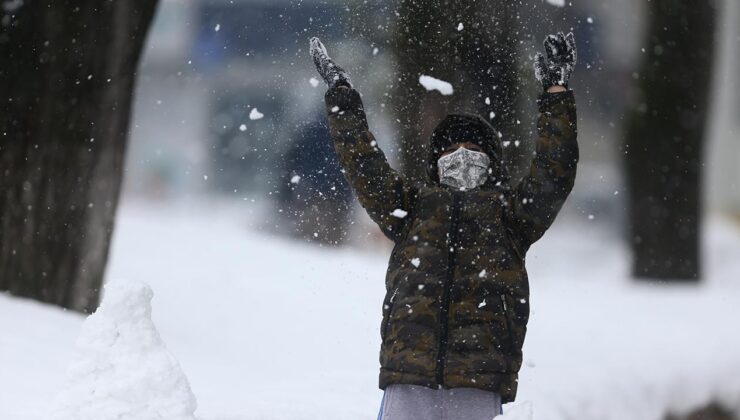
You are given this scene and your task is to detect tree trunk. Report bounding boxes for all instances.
[624,0,717,281]
[389,0,525,183]
[0,1,159,312]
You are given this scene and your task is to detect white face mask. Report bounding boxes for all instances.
[437,147,491,190]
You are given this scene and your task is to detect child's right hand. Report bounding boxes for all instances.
[309,37,352,89]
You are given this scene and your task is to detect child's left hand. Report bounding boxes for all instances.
[534,32,577,91]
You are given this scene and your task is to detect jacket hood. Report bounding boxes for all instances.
[426,114,509,188]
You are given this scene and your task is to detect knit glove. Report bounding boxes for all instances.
[309,37,352,89]
[534,32,577,91]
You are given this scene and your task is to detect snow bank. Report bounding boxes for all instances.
[49,280,198,420]
[2,204,740,419]
[419,75,454,95]
[500,402,533,420]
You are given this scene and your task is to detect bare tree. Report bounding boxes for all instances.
[388,0,525,183]
[0,1,159,312]
[624,0,717,281]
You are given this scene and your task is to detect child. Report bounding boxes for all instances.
[310,32,578,419]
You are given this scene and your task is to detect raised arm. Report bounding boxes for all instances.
[310,38,416,242]
[509,32,579,249]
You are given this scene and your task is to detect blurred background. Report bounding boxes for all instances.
[124,0,740,251]
[1,0,739,419]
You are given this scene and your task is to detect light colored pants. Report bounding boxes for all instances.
[377,384,503,420]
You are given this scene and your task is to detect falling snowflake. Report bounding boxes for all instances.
[391,209,408,218]
[249,108,264,120]
[411,258,420,268]
[419,75,454,95]
[546,0,565,7]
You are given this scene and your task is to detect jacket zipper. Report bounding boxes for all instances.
[382,287,399,339]
[436,191,462,387]
[500,294,514,352]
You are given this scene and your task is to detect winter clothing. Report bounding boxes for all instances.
[324,85,578,404]
[310,37,352,89]
[534,32,577,91]
[437,147,491,190]
[427,114,508,186]
[377,384,502,420]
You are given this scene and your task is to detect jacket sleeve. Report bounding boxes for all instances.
[324,85,416,242]
[508,90,579,250]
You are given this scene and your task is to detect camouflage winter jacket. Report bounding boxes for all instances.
[324,85,578,403]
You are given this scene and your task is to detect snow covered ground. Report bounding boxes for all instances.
[1,202,740,420]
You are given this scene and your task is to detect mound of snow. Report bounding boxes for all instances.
[49,279,197,420]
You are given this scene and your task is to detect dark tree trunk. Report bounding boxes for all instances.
[0,1,159,312]
[624,0,717,281]
[389,0,525,183]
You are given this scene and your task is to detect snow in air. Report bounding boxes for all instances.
[391,208,408,218]
[290,175,301,184]
[214,23,220,32]
[419,75,454,95]
[410,258,420,268]
[239,124,247,132]
[249,108,264,120]
[457,22,464,31]
[546,0,565,7]
[309,77,320,87]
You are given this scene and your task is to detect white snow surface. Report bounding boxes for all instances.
[419,75,454,95]
[1,203,740,420]
[49,280,197,420]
